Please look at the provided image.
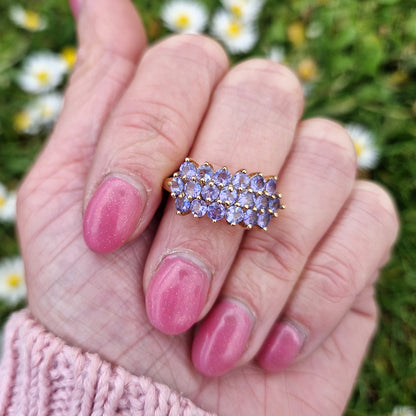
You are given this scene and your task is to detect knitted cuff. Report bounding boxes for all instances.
[0,310,215,416]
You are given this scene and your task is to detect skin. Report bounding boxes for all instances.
[16,0,399,414]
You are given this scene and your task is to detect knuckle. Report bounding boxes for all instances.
[307,249,358,304]
[222,59,304,123]
[297,118,357,182]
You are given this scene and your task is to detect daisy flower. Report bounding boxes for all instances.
[17,52,67,94]
[33,93,64,126]
[287,21,306,47]
[268,46,285,63]
[212,10,258,54]
[0,257,26,305]
[9,5,47,32]
[0,184,17,223]
[221,0,264,22]
[296,58,318,82]
[161,0,208,34]
[60,46,77,72]
[392,406,416,416]
[13,107,42,135]
[345,123,379,170]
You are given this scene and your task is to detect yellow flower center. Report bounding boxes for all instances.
[226,21,242,38]
[0,196,6,208]
[354,141,364,157]
[6,273,22,288]
[287,21,305,47]
[23,11,42,30]
[297,58,318,81]
[175,13,190,29]
[40,106,53,118]
[13,111,31,132]
[230,4,243,18]
[61,46,77,70]
[36,70,50,85]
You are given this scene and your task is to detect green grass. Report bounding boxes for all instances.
[0,0,415,413]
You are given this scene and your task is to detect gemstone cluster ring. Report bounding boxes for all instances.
[163,158,284,230]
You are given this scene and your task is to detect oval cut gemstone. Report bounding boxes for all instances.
[170,176,183,196]
[219,187,238,205]
[255,194,269,211]
[175,196,190,214]
[237,190,254,208]
[201,183,219,201]
[232,171,250,190]
[243,209,257,227]
[250,174,265,193]
[197,163,214,182]
[225,206,244,225]
[257,212,271,229]
[179,161,197,179]
[191,199,208,217]
[265,178,277,195]
[213,168,231,187]
[184,180,201,198]
[269,197,282,213]
[207,202,225,221]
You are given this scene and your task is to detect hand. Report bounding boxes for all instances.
[17,0,399,414]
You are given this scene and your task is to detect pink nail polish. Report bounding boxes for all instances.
[83,176,143,254]
[146,256,210,335]
[257,320,306,372]
[69,0,81,18]
[192,299,253,377]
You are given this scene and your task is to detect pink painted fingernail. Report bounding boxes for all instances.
[192,299,253,377]
[69,0,81,18]
[83,176,143,254]
[257,320,306,372]
[146,255,210,335]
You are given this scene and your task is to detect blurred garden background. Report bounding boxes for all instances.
[0,0,415,414]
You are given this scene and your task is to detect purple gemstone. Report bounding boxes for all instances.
[225,206,244,225]
[243,209,257,227]
[250,174,265,193]
[265,178,277,195]
[269,197,282,213]
[207,202,225,221]
[213,168,231,187]
[179,161,197,179]
[197,164,214,182]
[175,196,190,214]
[201,183,219,201]
[169,177,183,196]
[237,190,254,208]
[184,180,201,198]
[257,212,271,229]
[219,187,238,205]
[191,199,208,217]
[232,171,249,190]
[255,194,269,211]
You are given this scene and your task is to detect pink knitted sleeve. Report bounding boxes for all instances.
[0,310,215,416]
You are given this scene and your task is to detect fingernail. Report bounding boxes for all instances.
[146,255,210,335]
[83,176,143,253]
[69,0,81,18]
[192,299,253,377]
[257,320,306,372]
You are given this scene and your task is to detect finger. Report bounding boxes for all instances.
[191,118,357,376]
[82,34,229,253]
[257,180,399,371]
[144,60,304,335]
[18,0,146,257]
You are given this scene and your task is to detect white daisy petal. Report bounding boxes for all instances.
[33,92,64,126]
[14,105,42,135]
[345,123,379,170]
[268,45,285,63]
[221,0,264,22]
[212,9,258,54]
[0,190,17,223]
[392,406,416,416]
[9,5,47,32]
[17,52,67,94]
[0,256,26,305]
[161,0,208,34]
